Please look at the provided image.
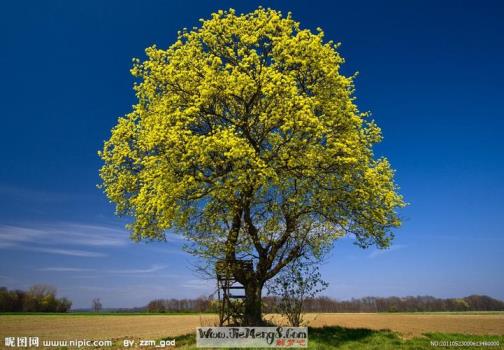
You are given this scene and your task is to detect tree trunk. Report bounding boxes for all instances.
[243,279,263,326]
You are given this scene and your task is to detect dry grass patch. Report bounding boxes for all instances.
[0,314,218,341]
[1,312,503,343]
[295,313,504,338]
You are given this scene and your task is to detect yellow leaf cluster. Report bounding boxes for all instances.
[99,7,405,249]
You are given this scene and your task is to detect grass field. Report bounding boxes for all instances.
[1,313,503,349]
[172,327,504,350]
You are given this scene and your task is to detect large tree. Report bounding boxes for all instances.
[99,7,405,325]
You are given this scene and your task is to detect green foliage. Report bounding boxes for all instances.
[267,259,328,326]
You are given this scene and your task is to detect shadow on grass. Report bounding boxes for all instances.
[168,325,400,349]
[307,326,393,347]
[170,333,197,348]
[308,326,377,346]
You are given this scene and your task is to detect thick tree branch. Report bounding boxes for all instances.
[265,241,305,280]
[244,204,267,259]
[225,208,243,261]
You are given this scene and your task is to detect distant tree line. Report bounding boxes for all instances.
[146,295,504,313]
[147,296,217,313]
[3,286,502,313]
[0,285,72,312]
[266,295,504,313]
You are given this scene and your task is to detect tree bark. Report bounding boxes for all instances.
[243,279,263,326]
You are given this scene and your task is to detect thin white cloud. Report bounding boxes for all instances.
[106,265,167,274]
[37,267,96,272]
[368,244,406,259]
[0,226,41,244]
[25,247,106,257]
[36,265,179,277]
[0,223,130,258]
[180,279,215,291]
[48,223,128,247]
[0,223,128,247]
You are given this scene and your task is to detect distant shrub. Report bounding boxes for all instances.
[0,285,72,312]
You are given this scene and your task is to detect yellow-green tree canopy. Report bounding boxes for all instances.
[99,8,404,279]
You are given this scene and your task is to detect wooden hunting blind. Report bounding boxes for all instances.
[215,259,253,326]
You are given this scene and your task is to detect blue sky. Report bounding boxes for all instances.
[1,0,503,308]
